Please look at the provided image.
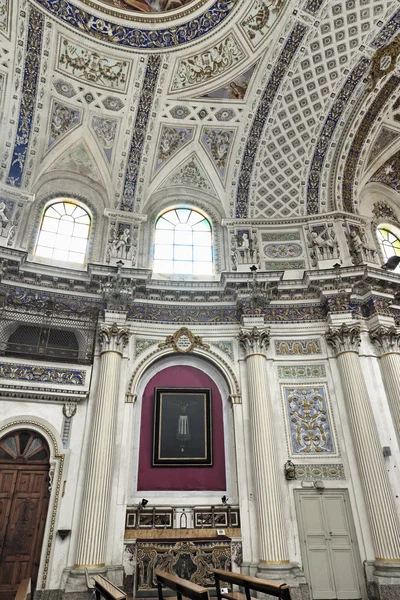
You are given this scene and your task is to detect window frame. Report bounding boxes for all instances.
[153,207,214,277]
[34,198,92,267]
[375,221,400,269]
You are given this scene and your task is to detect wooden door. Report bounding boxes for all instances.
[0,430,50,600]
[295,490,362,600]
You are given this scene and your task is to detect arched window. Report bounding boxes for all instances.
[377,226,400,262]
[35,200,91,264]
[153,208,213,275]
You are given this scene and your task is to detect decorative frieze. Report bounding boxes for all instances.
[99,323,129,354]
[0,362,85,385]
[326,324,361,355]
[294,464,345,480]
[275,339,321,356]
[261,231,300,242]
[239,327,270,356]
[278,365,326,379]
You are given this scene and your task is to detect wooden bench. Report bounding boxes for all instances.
[212,569,292,600]
[155,570,210,600]
[92,574,127,600]
[14,579,31,600]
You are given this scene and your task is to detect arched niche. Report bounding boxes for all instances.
[130,353,238,503]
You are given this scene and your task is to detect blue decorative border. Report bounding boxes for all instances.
[7,8,44,187]
[236,23,307,218]
[306,58,369,214]
[34,0,234,49]
[121,55,161,211]
[371,8,400,49]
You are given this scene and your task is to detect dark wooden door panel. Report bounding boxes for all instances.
[0,467,49,599]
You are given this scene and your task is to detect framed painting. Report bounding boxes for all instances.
[152,387,212,467]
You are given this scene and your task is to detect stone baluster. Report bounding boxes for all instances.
[370,326,400,445]
[239,327,289,567]
[326,324,400,562]
[75,323,129,568]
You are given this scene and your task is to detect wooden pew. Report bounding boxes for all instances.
[14,579,31,600]
[212,568,292,600]
[155,570,210,600]
[92,574,127,600]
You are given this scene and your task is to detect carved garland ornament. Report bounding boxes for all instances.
[158,327,210,353]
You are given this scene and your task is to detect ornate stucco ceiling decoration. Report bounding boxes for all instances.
[366,126,400,168]
[368,147,400,193]
[34,0,239,49]
[237,0,398,221]
[156,152,219,198]
[48,141,107,187]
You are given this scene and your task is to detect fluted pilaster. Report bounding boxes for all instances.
[239,327,289,565]
[370,326,400,445]
[327,324,400,561]
[75,323,129,568]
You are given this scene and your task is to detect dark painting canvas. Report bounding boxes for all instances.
[153,388,212,466]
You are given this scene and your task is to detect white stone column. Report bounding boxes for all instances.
[370,326,400,446]
[326,324,400,562]
[239,327,289,566]
[75,323,129,568]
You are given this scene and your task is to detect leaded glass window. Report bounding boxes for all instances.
[377,227,400,261]
[35,200,91,264]
[153,208,213,275]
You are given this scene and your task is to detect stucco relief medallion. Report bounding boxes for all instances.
[263,243,302,258]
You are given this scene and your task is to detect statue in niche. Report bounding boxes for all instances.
[236,231,256,266]
[346,227,377,265]
[0,202,9,228]
[107,226,132,261]
[307,225,339,265]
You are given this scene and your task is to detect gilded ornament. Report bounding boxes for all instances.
[158,327,210,353]
[368,33,400,91]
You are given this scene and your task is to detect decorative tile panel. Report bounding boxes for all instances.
[53,79,77,99]
[57,37,131,91]
[295,464,345,480]
[278,365,326,379]
[7,8,44,187]
[263,243,302,259]
[282,385,337,456]
[261,232,300,242]
[0,362,86,385]
[171,34,246,92]
[275,339,322,355]
[102,96,124,112]
[265,260,305,271]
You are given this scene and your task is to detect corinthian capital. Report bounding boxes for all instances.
[239,327,270,356]
[326,323,361,355]
[370,326,400,356]
[99,323,129,354]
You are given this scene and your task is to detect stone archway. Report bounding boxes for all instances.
[0,429,50,600]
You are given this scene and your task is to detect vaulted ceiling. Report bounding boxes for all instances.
[1,0,400,222]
